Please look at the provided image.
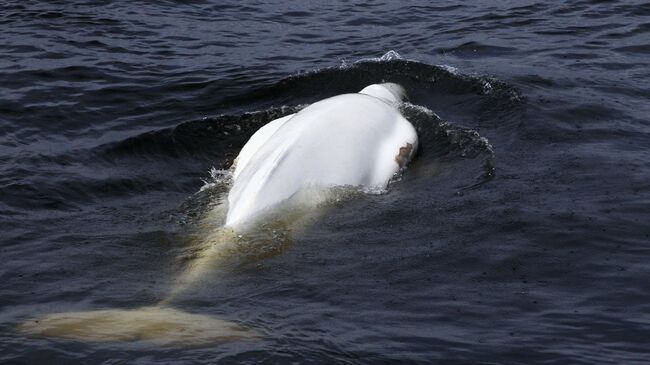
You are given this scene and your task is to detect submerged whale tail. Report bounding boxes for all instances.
[17,306,256,346]
[15,218,301,345]
[16,229,261,346]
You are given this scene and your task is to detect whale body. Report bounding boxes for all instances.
[16,83,418,346]
[226,83,418,228]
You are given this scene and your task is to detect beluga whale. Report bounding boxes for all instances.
[226,82,418,229]
[16,83,418,346]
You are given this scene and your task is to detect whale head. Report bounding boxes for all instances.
[359,83,407,105]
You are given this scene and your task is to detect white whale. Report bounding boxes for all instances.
[16,83,418,346]
[226,82,418,228]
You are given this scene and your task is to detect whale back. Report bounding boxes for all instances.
[226,84,417,228]
[232,113,294,180]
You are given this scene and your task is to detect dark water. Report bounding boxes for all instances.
[2,0,650,363]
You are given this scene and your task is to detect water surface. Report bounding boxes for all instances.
[1,1,650,364]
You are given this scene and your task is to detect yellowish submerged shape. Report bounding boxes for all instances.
[17,306,255,346]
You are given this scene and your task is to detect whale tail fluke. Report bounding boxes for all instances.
[17,306,257,346]
[15,222,300,346]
